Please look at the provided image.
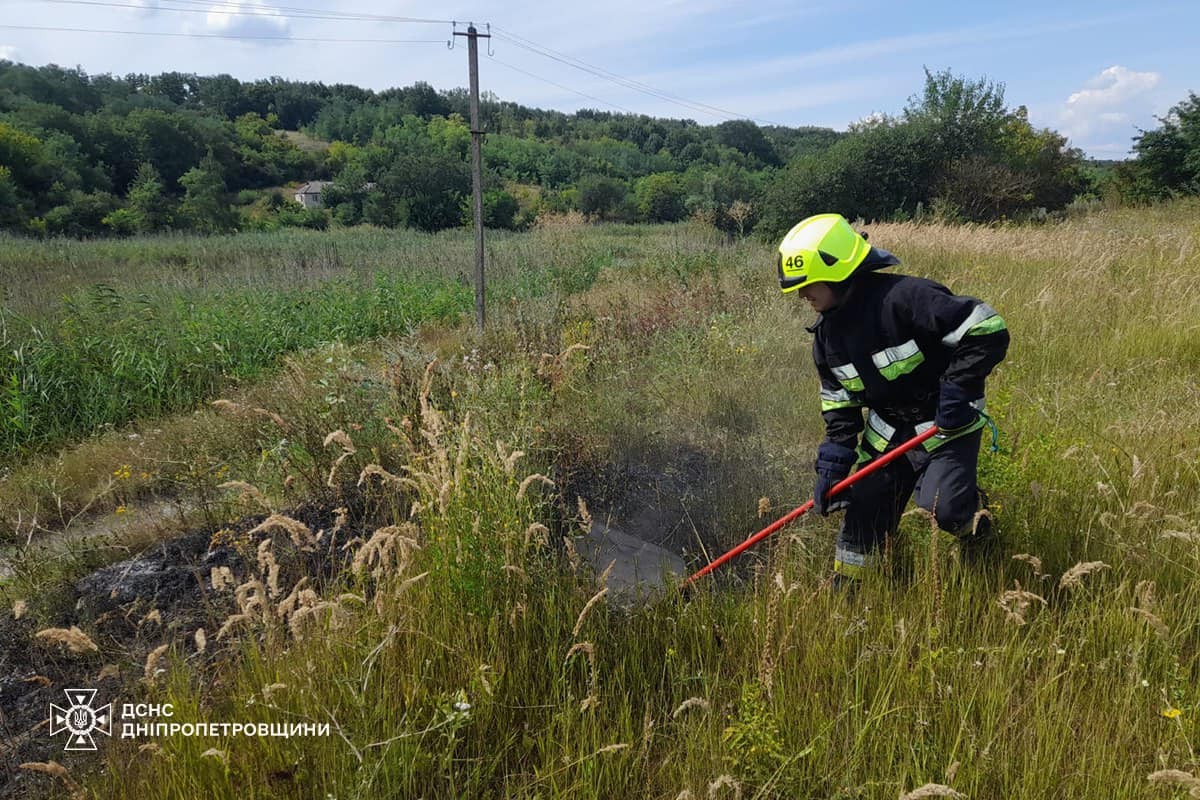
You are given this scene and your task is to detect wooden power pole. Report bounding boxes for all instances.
[454,23,490,332]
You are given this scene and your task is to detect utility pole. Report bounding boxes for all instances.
[454,23,490,333]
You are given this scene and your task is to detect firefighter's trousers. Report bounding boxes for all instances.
[833,428,983,578]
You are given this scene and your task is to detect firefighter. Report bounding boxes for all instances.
[778,213,1010,584]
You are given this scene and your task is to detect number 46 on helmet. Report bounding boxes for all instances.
[776,213,875,294]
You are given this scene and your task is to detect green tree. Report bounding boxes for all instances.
[485,134,554,184]
[762,125,843,162]
[0,166,25,229]
[427,114,471,160]
[681,163,763,234]
[124,109,206,187]
[194,73,248,119]
[101,207,139,235]
[995,108,1086,211]
[0,122,47,191]
[126,162,169,232]
[578,174,628,220]
[762,69,1085,231]
[178,154,234,232]
[145,71,194,106]
[903,67,1008,162]
[230,112,312,188]
[714,120,779,166]
[43,190,118,236]
[1127,92,1200,199]
[482,188,520,230]
[759,122,938,237]
[634,172,685,222]
[323,162,370,226]
[381,152,471,231]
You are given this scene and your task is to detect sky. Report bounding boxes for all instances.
[2,0,1196,158]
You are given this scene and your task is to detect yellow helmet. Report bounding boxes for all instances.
[777,213,873,294]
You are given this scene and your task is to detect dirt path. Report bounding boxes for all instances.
[0,499,194,583]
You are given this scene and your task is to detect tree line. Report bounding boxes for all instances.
[0,60,1196,239]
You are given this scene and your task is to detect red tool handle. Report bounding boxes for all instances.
[683,426,940,586]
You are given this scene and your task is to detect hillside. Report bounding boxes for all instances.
[1,62,1116,238]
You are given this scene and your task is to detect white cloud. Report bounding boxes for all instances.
[0,0,1185,148]
[1059,65,1160,142]
[0,45,20,62]
[195,0,290,39]
[849,111,892,131]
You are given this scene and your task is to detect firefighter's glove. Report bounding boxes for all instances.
[936,381,978,434]
[813,441,855,516]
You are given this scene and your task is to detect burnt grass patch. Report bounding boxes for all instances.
[0,498,370,799]
[3,432,778,798]
[551,436,778,584]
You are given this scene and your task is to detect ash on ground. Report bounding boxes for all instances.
[0,502,353,800]
[568,446,764,599]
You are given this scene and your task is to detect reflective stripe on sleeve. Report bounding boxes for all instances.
[871,339,925,380]
[830,363,865,392]
[967,314,1007,336]
[942,303,1005,347]
[867,410,896,440]
[922,405,987,452]
[863,409,895,451]
[820,386,862,411]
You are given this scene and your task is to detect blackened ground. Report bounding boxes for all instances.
[0,500,362,800]
[556,441,771,596]
[2,442,768,796]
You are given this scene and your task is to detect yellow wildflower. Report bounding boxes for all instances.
[115,505,129,515]
[1163,707,1183,719]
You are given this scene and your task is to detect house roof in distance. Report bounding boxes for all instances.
[294,181,332,195]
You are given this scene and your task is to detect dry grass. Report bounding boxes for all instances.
[4,205,1199,800]
[18,762,82,798]
[672,697,710,718]
[899,785,966,800]
[33,626,99,655]
[1058,560,1110,589]
[572,587,608,637]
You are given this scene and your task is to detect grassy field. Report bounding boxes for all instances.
[2,202,1199,799]
[0,226,637,458]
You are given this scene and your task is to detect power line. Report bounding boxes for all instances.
[0,23,446,43]
[493,30,704,118]
[12,7,770,125]
[488,54,639,116]
[114,0,453,24]
[494,28,774,124]
[34,0,452,25]
[491,25,781,126]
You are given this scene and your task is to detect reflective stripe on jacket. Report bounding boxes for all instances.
[810,273,1009,451]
